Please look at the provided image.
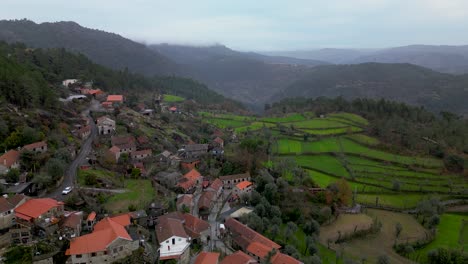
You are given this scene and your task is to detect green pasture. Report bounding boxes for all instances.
[411,214,468,263]
[345,134,379,146]
[204,118,247,128]
[261,113,306,123]
[328,112,369,126]
[163,94,185,102]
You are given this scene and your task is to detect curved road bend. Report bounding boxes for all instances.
[47,102,98,200]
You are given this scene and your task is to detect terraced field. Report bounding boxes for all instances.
[202,111,466,208]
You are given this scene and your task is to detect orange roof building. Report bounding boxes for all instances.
[67,215,138,263]
[195,252,220,264]
[0,150,20,170]
[220,251,256,264]
[15,198,64,222]
[235,181,252,190]
[106,95,124,103]
[177,169,202,192]
[271,253,303,264]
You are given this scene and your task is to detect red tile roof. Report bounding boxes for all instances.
[224,218,280,250]
[177,169,202,191]
[247,242,274,259]
[156,217,188,243]
[271,253,303,264]
[183,214,210,237]
[177,195,193,207]
[62,212,82,229]
[214,137,224,145]
[198,191,215,210]
[87,211,96,221]
[220,251,256,264]
[0,150,20,168]
[23,141,47,151]
[67,217,132,255]
[219,172,250,182]
[15,198,63,219]
[236,181,252,190]
[107,95,124,102]
[195,252,220,264]
[109,146,120,154]
[0,194,26,213]
[209,179,223,192]
[169,106,177,111]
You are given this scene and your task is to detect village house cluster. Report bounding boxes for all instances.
[0,79,304,264]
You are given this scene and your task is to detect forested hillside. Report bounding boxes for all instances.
[0,42,240,107]
[0,19,180,76]
[272,63,468,115]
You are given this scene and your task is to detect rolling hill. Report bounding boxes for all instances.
[0,19,180,76]
[271,63,468,115]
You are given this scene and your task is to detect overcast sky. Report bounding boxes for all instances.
[2,0,468,51]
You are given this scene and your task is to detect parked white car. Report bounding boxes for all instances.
[62,186,73,195]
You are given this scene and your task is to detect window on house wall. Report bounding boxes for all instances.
[76,254,82,258]
[91,253,97,257]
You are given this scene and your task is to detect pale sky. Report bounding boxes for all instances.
[2,0,468,51]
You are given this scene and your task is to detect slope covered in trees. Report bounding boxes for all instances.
[0,42,240,107]
[0,19,179,76]
[271,63,468,115]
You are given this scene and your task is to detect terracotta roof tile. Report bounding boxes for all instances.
[220,251,256,264]
[271,253,303,264]
[247,242,274,259]
[156,217,188,243]
[15,198,63,219]
[209,179,223,192]
[225,218,280,250]
[23,141,47,151]
[183,214,210,237]
[107,95,124,102]
[67,217,132,255]
[236,181,252,190]
[87,211,96,221]
[195,252,220,264]
[131,149,152,156]
[0,150,20,168]
[198,191,215,210]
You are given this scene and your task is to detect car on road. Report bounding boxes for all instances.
[62,186,73,195]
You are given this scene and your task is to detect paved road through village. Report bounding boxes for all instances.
[47,100,98,200]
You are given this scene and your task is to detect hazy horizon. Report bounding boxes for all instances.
[2,0,468,51]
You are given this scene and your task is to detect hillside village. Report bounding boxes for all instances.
[0,79,306,264]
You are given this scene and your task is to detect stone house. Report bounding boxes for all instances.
[23,141,48,153]
[0,194,28,230]
[219,172,251,189]
[130,149,152,160]
[77,125,91,139]
[181,144,208,158]
[60,211,83,239]
[11,198,64,244]
[0,150,20,175]
[66,214,139,264]
[156,215,190,263]
[233,181,253,196]
[96,116,116,135]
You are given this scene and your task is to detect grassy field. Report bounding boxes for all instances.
[410,214,468,263]
[275,137,442,168]
[302,126,363,136]
[355,193,434,209]
[234,122,275,133]
[199,112,256,122]
[261,113,306,123]
[295,155,349,177]
[204,118,247,128]
[328,113,369,126]
[163,94,185,102]
[345,134,380,146]
[286,119,352,129]
[104,179,155,213]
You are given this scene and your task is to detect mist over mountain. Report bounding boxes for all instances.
[264,45,468,74]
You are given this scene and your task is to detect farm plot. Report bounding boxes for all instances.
[345,134,380,146]
[306,169,387,193]
[234,122,275,133]
[275,137,442,168]
[302,126,363,136]
[410,214,468,263]
[261,113,306,123]
[285,119,352,129]
[321,209,426,264]
[355,193,433,209]
[328,112,369,126]
[163,94,184,102]
[204,118,247,128]
[199,112,256,122]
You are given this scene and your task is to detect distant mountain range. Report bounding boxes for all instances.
[264,45,468,74]
[1,19,467,114]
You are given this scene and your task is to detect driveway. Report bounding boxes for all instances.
[47,100,98,200]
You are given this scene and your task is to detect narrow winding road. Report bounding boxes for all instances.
[47,101,98,200]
